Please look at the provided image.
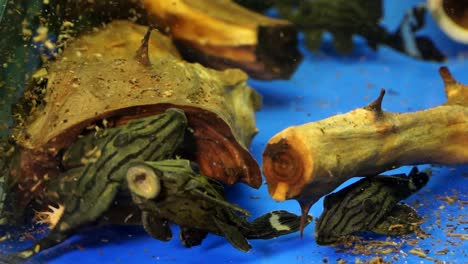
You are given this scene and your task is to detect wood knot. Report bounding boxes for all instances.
[135,27,154,67]
[364,89,386,115]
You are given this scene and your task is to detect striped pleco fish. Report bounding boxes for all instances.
[315,167,428,245]
[11,108,188,259]
[127,159,311,252]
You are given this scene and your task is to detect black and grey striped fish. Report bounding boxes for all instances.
[315,167,428,245]
[388,4,445,62]
[11,108,188,259]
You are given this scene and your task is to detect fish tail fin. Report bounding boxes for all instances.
[412,36,446,61]
[389,4,445,61]
[242,210,312,239]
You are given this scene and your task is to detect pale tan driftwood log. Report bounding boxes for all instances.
[143,0,301,79]
[262,67,468,223]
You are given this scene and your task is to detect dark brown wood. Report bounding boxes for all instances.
[143,0,301,79]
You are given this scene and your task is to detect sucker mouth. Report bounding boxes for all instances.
[126,164,161,199]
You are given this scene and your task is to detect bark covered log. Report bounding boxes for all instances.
[262,67,467,226]
[143,0,301,79]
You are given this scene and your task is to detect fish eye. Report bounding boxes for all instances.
[114,133,130,147]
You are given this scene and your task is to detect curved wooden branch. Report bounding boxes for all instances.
[143,0,301,79]
[262,67,468,219]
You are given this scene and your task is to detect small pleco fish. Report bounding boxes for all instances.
[127,159,312,252]
[7,109,188,260]
[315,167,428,245]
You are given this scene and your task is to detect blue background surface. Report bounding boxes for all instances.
[1,0,467,263]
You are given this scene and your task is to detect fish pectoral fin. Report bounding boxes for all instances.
[304,30,324,50]
[371,203,422,236]
[142,211,172,241]
[179,226,207,248]
[10,228,71,260]
[212,216,251,252]
[332,33,354,54]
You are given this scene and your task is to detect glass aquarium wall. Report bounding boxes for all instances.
[0,0,467,263]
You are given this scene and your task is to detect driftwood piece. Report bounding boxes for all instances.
[428,0,468,44]
[14,0,300,79]
[143,0,301,80]
[262,67,467,223]
[10,20,262,210]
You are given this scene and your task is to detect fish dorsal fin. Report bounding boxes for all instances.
[323,192,341,210]
[191,189,250,216]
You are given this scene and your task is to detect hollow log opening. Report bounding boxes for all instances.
[443,0,468,29]
[262,138,306,201]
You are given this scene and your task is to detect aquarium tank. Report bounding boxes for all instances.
[0,0,467,263]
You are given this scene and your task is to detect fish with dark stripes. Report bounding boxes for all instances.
[9,108,188,259]
[5,108,310,260]
[315,167,429,245]
[126,159,312,252]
